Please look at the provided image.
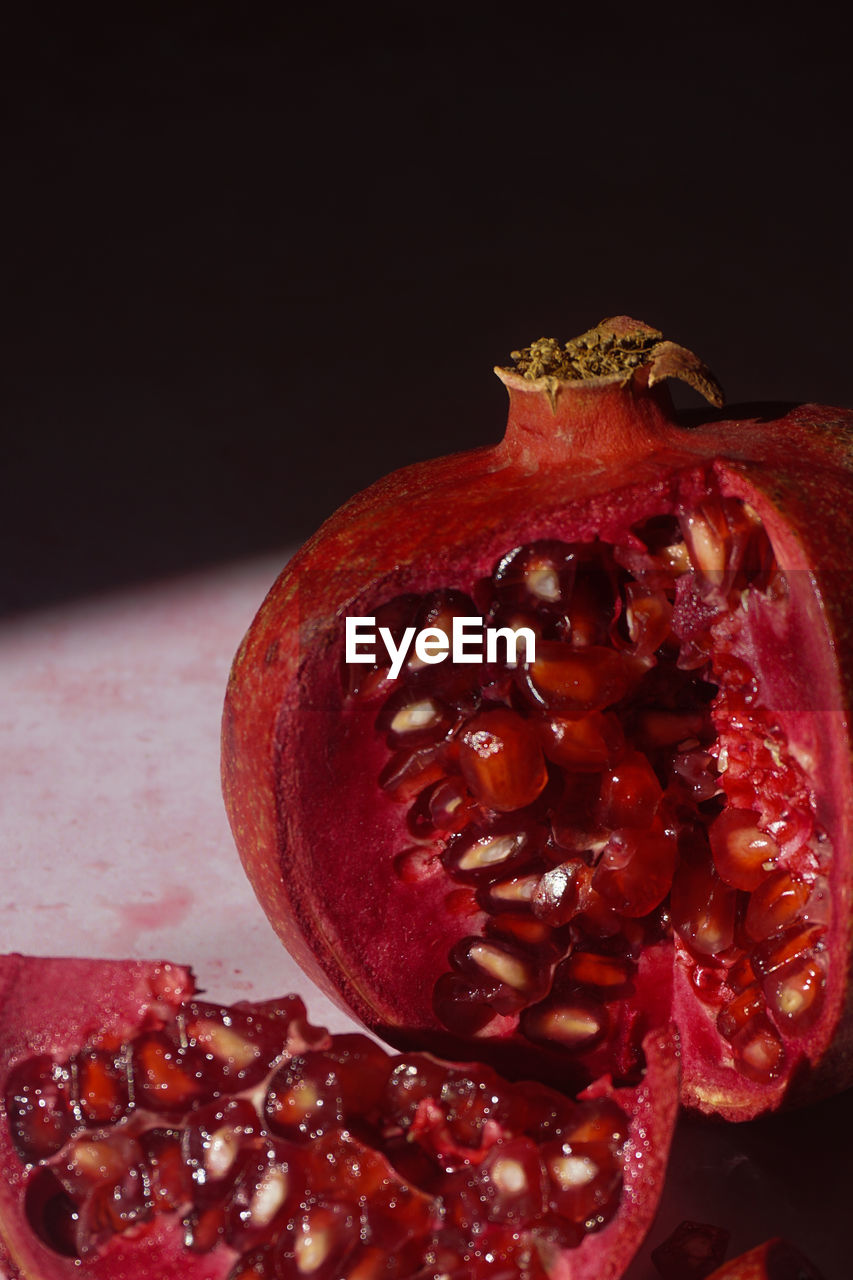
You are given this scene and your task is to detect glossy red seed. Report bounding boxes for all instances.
[470,1137,546,1223]
[560,951,635,999]
[522,643,632,717]
[532,862,588,926]
[671,858,737,957]
[377,688,454,749]
[730,1013,785,1082]
[751,922,825,980]
[763,955,826,1032]
[485,912,557,953]
[744,869,810,941]
[378,744,448,800]
[717,983,765,1042]
[73,1049,129,1126]
[442,825,533,883]
[393,845,441,884]
[139,1128,192,1212]
[709,808,779,891]
[277,1202,360,1280]
[543,1137,622,1225]
[592,827,677,918]
[520,993,608,1052]
[726,951,757,992]
[450,937,549,1010]
[182,1002,282,1091]
[431,973,497,1034]
[539,711,625,771]
[477,868,544,914]
[24,1167,80,1257]
[5,1055,77,1162]
[458,708,548,813]
[492,540,576,609]
[381,1056,449,1130]
[623,583,673,658]
[597,750,663,828]
[265,1052,345,1141]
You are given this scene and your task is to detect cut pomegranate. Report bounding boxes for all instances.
[222,316,853,1120]
[0,955,679,1280]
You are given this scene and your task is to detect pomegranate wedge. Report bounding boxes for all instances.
[0,955,677,1280]
[222,317,853,1119]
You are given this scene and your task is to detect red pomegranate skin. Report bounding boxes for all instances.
[704,1238,824,1280]
[221,318,853,1120]
[0,953,680,1280]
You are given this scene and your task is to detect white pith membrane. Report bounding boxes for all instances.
[4,991,633,1277]
[347,483,832,1094]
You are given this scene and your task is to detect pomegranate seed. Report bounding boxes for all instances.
[730,1013,785,1082]
[717,983,765,1042]
[486,911,558,953]
[709,808,779,890]
[185,1202,227,1253]
[182,1002,281,1091]
[457,708,548,813]
[492,540,576,609]
[680,504,731,587]
[24,1167,80,1257]
[442,825,533,882]
[539,711,625,771]
[382,1055,450,1130]
[477,868,544,914]
[444,886,480,918]
[744,869,810,941]
[431,973,497,1034]
[520,993,608,1052]
[378,744,448,800]
[265,1051,345,1140]
[140,1128,192,1212]
[560,951,634,1000]
[726,951,756,992]
[689,963,726,1005]
[279,1202,360,1280]
[671,857,737,957]
[73,1048,129,1125]
[636,708,706,747]
[751,922,825,980]
[130,1031,207,1111]
[623,583,673,658]
[407,777,476,839]
[470,1137,546,1223]
[543,1137,621,1224]
[592,827,677,918]
[438,1065,524,1147]
[763,955,826,1032]
[532,862,587,927]
[63,1133,150,1254]
[185,1097,261,1198]
[671,748,719,802]
[226,1142,297,1251]
[319,1033,392,1119]
[521,643,632,717]
[407,590,479,674]
[5,1055,77,1162]
[450,937,549,1009]
[377,688,454,749]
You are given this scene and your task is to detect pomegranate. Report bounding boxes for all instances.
[0,954,678,1280]
[222,317,853,1120]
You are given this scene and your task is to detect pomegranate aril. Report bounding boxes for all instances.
[5,1055,77,1162]
[491,540,576,609]
[560,951,634,1000]
[407,778,476,839]
[593,827,677,918]
[709,808,779,890]
[265,1051,345,1140]
[745,869,810,941]
[319,1033,392,1119]
[730,1013,785,1082]
[539,711,625,771]
[671,748,719,802]
[381,1055,450,1130]
[378,744,447,801]
[636,708,706,747]
[477,868,543,913]
[432,974,497,1034]
[450,937,549,1010]
[377,688,454,749]
[671,856,737,957]
[726,950,757,992]
[131,1030,208,1111]
[543,1138,622,1225]
[457,707,548,813]
[622,582,673,658]
[185,1201,227,1253]
[597,750,662,828]
[521,992,608,1052]
[532,862,587,926]
[763,955,826,1031]
[73,1048,129,1125]
[751,922,825,980]
[521,642,633,716]
[185,1097,261,1196]
[407,590,479,672]
[182,1001,282,1091]
[717,983,765,1042]
[442,825,532,882]
[471,1137,546,1223]
[486,912,558,953]
[63,1133,150,1253]
[226,1143,296,1250]
[277,1202,360,1280]
[24,1167,80,1257]
[140,1127,192,1211]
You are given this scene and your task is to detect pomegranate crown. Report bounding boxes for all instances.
[498,315,724,408]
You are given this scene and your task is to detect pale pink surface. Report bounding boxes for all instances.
[0,560,846,1278]
[0,554,360,1032]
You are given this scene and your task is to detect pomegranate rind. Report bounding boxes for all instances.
[222,353,853,1120]
[704,1238,824,1280]
[0,954,236,1280]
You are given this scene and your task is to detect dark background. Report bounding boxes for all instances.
[4,8,853,615]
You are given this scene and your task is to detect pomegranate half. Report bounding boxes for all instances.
[222,317,853,1120]
[0,953,678,1280]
